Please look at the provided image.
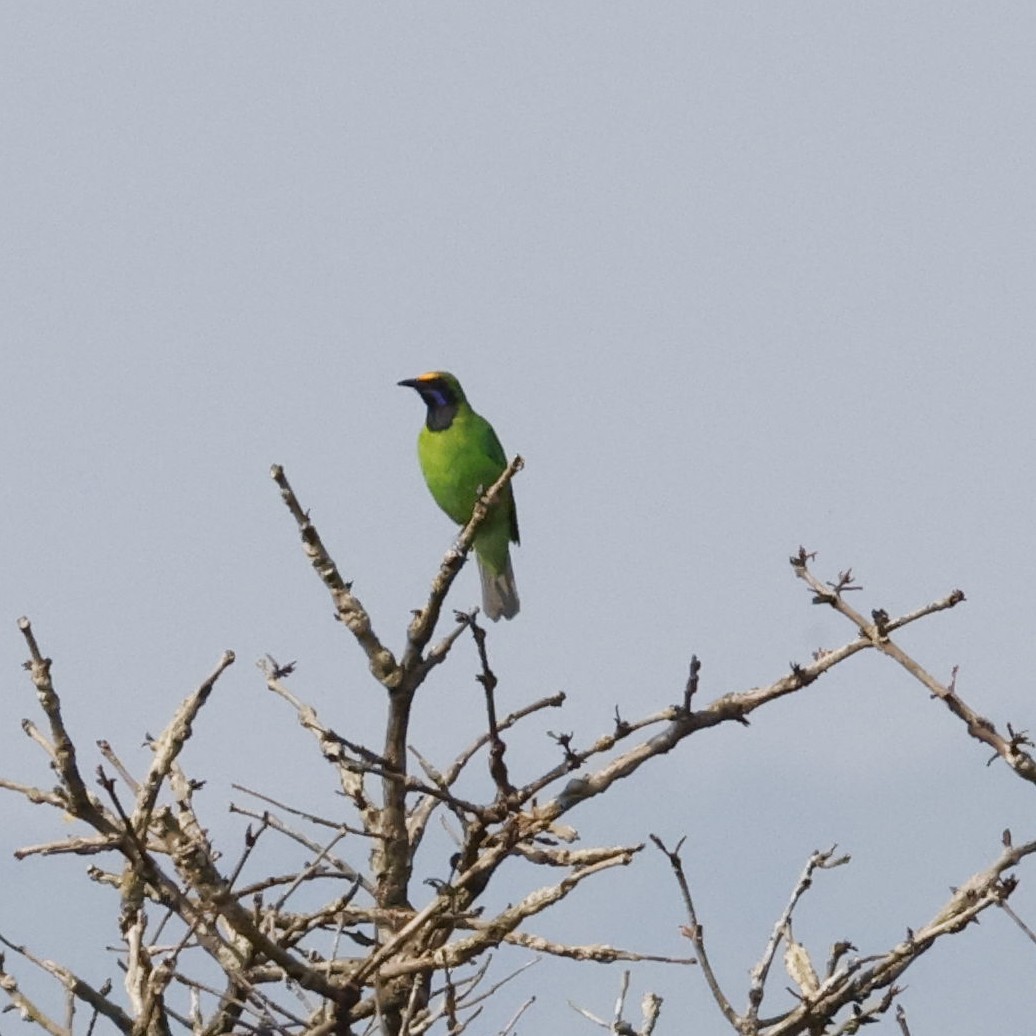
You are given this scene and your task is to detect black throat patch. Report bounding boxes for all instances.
[425,400,458,432]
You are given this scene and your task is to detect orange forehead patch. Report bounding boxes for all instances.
[416,371,442,382]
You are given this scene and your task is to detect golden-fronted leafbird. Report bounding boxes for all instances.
[399,371,520,621]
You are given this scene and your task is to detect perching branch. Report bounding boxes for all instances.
[401,455,525,673]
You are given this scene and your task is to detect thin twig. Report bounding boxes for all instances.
[746,846,849,1025]
[650,835,736,1029]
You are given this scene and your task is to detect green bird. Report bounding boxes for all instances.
[398,371,520,621]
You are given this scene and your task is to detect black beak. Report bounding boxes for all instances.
[398,378,420,390]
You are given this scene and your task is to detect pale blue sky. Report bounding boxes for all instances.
[3,5,1035,1032]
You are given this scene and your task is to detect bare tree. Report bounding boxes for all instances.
[1,462,1033,1035]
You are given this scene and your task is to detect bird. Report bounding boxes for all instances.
[398,371,520,621]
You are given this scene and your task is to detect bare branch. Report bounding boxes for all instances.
[134,651,235,823]
[651,835,738,1029]
[0,931,134,1034]
[271,463,399,686]
[746,847,849,1025]
[17,617,119,833]
[791,550,1036,785]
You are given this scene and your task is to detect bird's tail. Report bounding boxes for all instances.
[479,554,520,621]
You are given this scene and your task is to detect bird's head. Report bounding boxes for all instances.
[398,371,468,431]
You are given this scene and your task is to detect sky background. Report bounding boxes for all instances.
[2,4,1035,1033]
